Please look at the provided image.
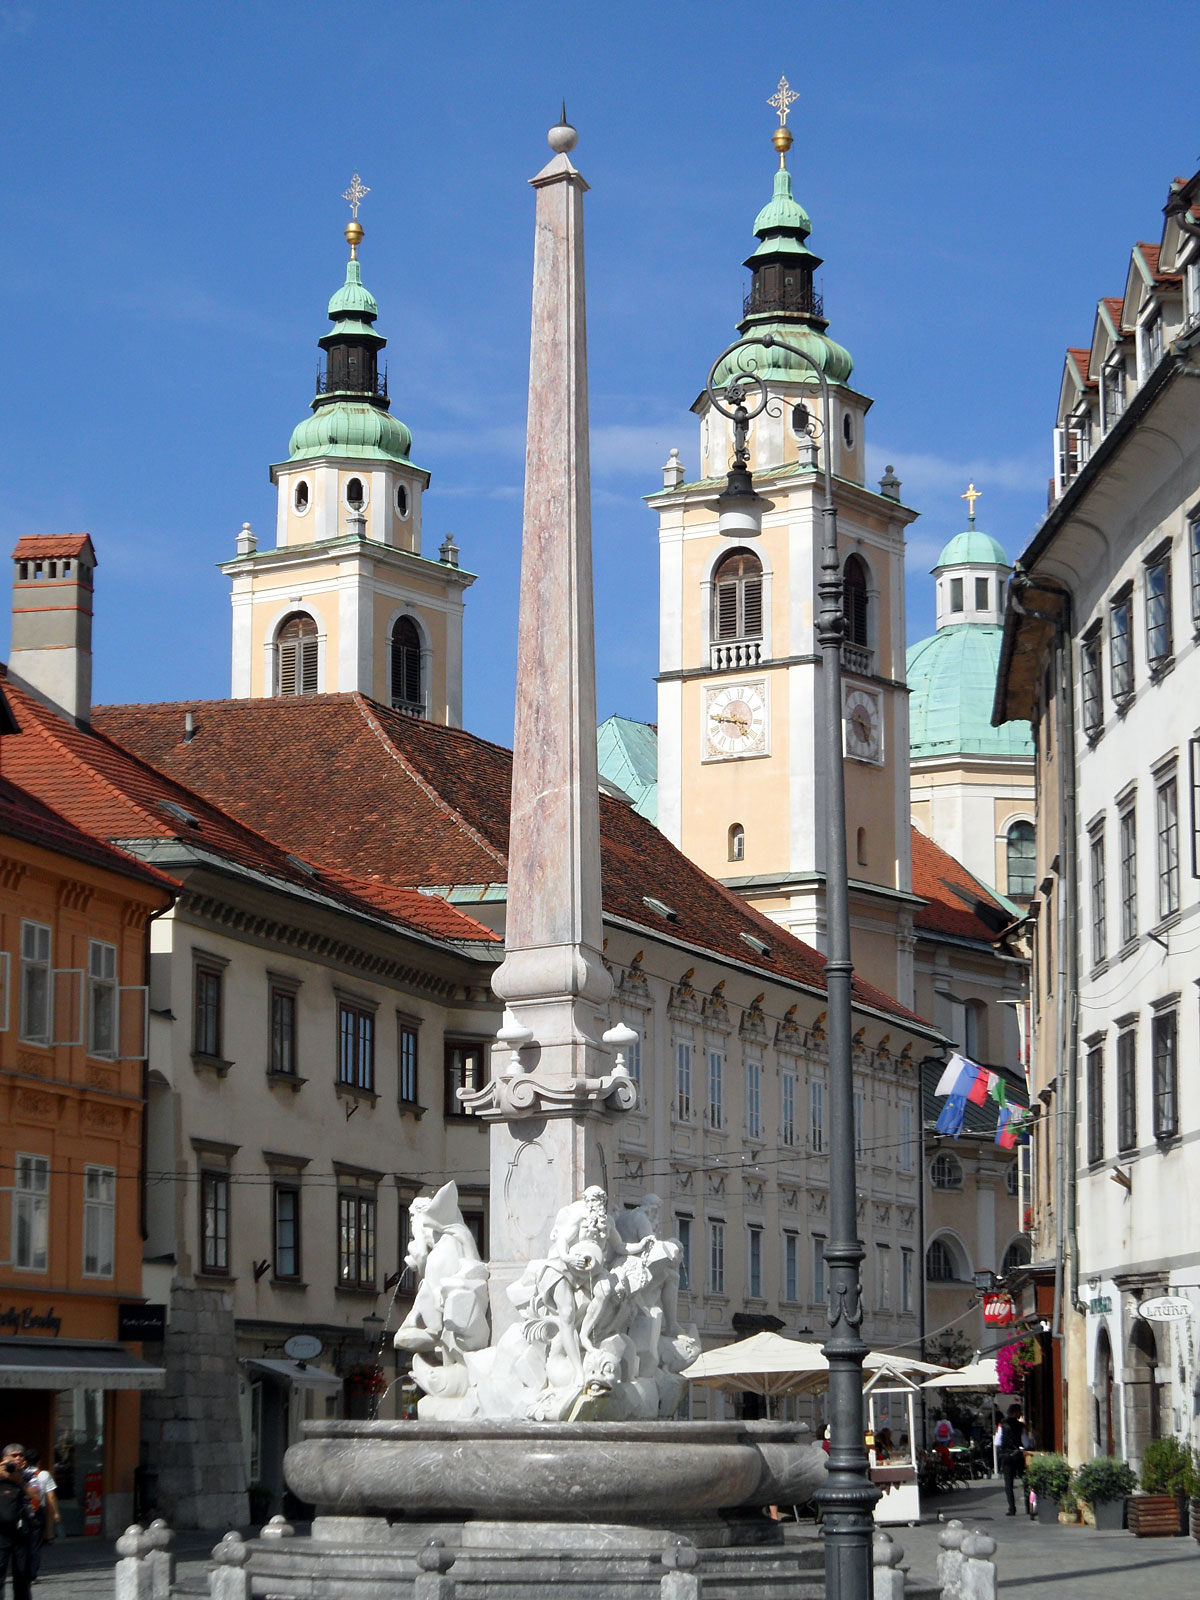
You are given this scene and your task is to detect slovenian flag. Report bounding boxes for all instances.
[996,1105,1018,1149]
[967,1068,999,1106]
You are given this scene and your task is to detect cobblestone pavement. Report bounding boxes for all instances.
[895,1479,1199,1596]
[22,1488,1200,1599]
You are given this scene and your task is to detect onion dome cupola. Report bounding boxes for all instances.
[713,80,853,391]
[287,178,415,466]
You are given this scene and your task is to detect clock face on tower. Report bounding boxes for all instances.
[704,679,769,760]
[843,686,883,764]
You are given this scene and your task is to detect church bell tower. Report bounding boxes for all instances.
[222,175,474,722]
[650,85,920,1004]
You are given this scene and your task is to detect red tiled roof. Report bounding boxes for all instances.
[0,674,495,949]
[94,693,933,1030]
[1103,296,1126,328]
[911,827,1011,944]
[1136,241,1182,287]
[1066,347,1093,386]
[11,535,95,560]
[0,776,177,894]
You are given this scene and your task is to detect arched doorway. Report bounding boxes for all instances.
[1124,1318,1160,1465]
[1094,1326,1115,1458]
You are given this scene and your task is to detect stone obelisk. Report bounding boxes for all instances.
[461,117,635,1329]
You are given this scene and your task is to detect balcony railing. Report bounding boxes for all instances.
[841,640,873,676]
[742,283,824,320]
[390,698,425,719]
[711,639,762,672]
[316,365,389,399]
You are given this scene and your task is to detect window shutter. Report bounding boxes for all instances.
[716,581,738,639]
[278,642,297,697]
[299,637,319,695]
[742,577,763,638]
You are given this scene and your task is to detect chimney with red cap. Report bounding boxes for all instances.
[9,534,96,725]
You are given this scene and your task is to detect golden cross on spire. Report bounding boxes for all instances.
[342,172,370,220]
[962,482,982,525]
[768,75,799,126]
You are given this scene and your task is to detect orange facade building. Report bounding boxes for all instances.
[0,723,174,1536]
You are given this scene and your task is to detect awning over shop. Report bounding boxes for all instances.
[243,1357,342,1390]
[0,1338,165,1391]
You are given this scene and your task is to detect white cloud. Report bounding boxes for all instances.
[865,443,1045,502]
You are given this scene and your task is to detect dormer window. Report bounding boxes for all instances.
[1145,313,1164,370]
[1104,365,1125,429]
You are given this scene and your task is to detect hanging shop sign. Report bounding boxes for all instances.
[117,1304,166,1342]
[983,1292,1015,1326]
[283,1334,324,1362]
[1138,1296,1192,1323]
[1088,1296,1112,1315]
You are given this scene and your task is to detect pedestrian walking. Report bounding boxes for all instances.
[22,1453,58,1581]
[994,1405,1028,1517]
[0,1444,33,1600]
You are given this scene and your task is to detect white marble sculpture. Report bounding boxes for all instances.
[398,1182,699,1422]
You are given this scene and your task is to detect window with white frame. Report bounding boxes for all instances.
[708,1219,725,1295]
[1119,803,1138,945]
[898,1101,914,1173]
[780,1071,796,1147]
[1090,826,1107,965]
[931,1151,963,1190]
[675,1039,692,1120]
[87,941,118,1059]
[1110,590,1133,700]
[82,1165,115,1277]
[200,1170,229,1274]
[676,1215,692,1291]
[1156,773,1180,920]
[747,1225,763,1299]
[783,1231,799,1302]
[707,1049,723,1129]
[1081,628,1103,735]
[1145,550,1173,667]
[811,1235,826,1304]
[12,1154,49,1271]
[19,921,51,1045]
[1152,1006,1178,1140]
[875,1243,891,1309]
[746,1059,761,1141]
[1104,363,1125,428]
[810,1079,826,1152]
[338,1189,377,1288]
[900,1248,914,1313]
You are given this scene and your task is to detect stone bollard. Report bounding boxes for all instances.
[414,1538,456,1600]
[144,1519,174,1600]
[208,1532,249,1600]
[873,1528,906,1600]
[937,1518,966,1600]
[258,1514,295,1541]
[114,1524,154,1600]
[959,1532,997,1600]
[661,1535,700,1600]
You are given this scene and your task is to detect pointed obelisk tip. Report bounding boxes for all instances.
[548,104,578,155]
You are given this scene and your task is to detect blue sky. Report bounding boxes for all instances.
[1,2,1196,747]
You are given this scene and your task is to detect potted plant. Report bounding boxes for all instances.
[1073,1457,1136,1530]
[1025,1453,1072,1524]
[1130,1437,1196,1536]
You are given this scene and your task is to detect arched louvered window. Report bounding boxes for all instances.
[276,613,318,698]
[843,555,869,646]
[712,550,763,642]
[1006,821,1036,899]
[391,617,423,714]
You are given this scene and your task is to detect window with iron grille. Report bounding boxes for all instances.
[338,1002,375,1092]
[1116,1028,1137,1152]
[1090,828,1107,964]
[273,1185,300,1280]
[1086,1044,1104,1165]
[1119,806,1138,946]
[276,613,318,697]
[843,555,869,645]
[338,1192,377,1288]
[1145,554,1173,667]
[194,966,222,1059]
[1081,630,1103,735]
[444,1040,485,1117]
[270,986,297,1076]
[1110,592,1133,700]
[1157,776,1180,919]
[1152,1009,1178,1140]
[201,1171,229,1274]
[712,550,763,641]
[390,617,423,710]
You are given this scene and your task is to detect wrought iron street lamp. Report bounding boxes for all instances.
[707,332,878,1600]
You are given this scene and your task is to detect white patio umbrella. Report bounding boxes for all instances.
[921,1357,1001,1391]
[681,1334,949,1399]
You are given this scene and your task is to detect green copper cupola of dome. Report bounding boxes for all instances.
[714,92,853,390]
[287,183,416,466]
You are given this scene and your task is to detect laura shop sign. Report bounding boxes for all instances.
[1138,1296,1192,1323]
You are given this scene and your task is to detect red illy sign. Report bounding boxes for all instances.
[983,1292,1015,1326]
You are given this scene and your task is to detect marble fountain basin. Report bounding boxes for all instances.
[285,1419,823,1522]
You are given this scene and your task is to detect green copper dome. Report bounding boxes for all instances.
[327,259,379,320]
[933,530,1010,571]
[289,402,413,464]
[752,167,811,238]
[907,626,1032,760]
[713,323,854,388]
